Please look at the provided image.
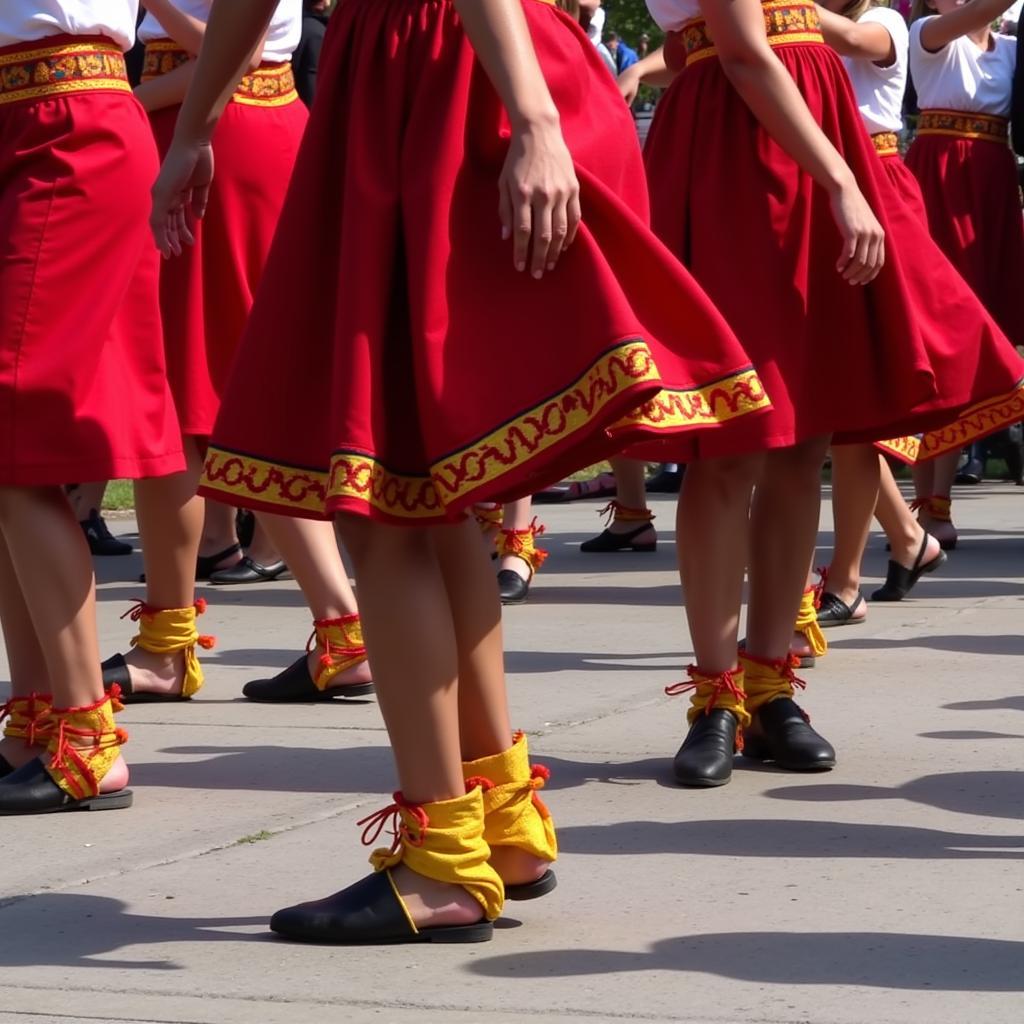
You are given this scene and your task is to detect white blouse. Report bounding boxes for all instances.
[909,18,1016,116]
[843,7,909,134]
[139,0,302,63]
[0,1,138,52]
[646,0,702,34]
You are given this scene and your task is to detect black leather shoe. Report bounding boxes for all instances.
[742,698,836,771]
[101,653,191,704]
[498,569,530,604]
[80,510,133,556]
[209,557,289,585]
[0,754,14,780]
[0,757,133,815]
[871,532,946,602]
[580,523,656,553]
[672,709,738,787]
[270,871,492,945]
[243,655,374,702]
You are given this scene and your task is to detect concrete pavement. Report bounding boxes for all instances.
[0,482,1021,1024]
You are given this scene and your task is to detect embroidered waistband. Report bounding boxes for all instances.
[0,38,129,107]
[916,109,1009,144]
[871,131,900,157]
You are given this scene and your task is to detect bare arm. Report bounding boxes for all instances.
[918,0,1014,52]
[452,0,582,277]
[141,0,208,54]
[701,0,883,283]
[619,46,676,103]
[133,59,196,113]
[815,6,893,64]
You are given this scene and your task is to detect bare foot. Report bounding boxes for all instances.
[390,863,484,929]
[791,631,813,662]
[98,753,130,793]
[0,736,44,772]
[895,528,942,570]
[121,647,186,697]
[488,847,550,887]
[827,585,867,622]
[304,646,372,693]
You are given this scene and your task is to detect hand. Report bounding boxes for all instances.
[498,118,582,279]
[150,139,214,258]
[618,66,641,106]
[829,181,885,285]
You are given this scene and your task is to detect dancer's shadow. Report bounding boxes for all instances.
[555,818,1024,860]
[944,695,1024,713]
[0,894,266,970]
[919,730,1024,741]
[829,634,1024,657]
[465,932,1024,991]
[763,771,1024,821]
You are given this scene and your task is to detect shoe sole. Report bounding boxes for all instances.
[270,921,494,945]
[0,789,134,815]
[672,772,731,788]
[244,684,376,703]
[506,870,557,901]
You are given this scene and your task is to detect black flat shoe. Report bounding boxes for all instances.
[580,523,656,553]
[0,754,14,780]
[208,556,289,585]
[80,510,133,557]
[816,591,866,627]
[270,871,492,945]
[742,698,836,772]
[672,709,738,787]
[101,653,192,704]
[505,869,557,901]
[498,569,530,604]
[139,542,243,585]
[871,533,947,602]
[243,655,375,702]
[0,757,133,815]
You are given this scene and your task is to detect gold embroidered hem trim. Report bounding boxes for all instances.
[0,41,129,106]
[201,346,768,521]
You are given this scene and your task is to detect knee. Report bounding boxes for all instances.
[0,485,53,523]
[768,437,830,479]
[688,453,764,496]
[335,514,431,570]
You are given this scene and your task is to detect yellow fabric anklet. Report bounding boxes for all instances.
[127,600,215,698]
[309,613,367,690]
[796,587,828,658]
[597,500,655,525]
[666,666,751,730]
[739,652,806,715]
[495,519,548,576]
[45,692,127,800]
[1,692,53,745]
[360,786,504,922]
[462,732,557,863]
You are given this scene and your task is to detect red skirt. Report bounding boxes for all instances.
[0,36,183,485]
[149,84,308,436]
[906,128,1024,348]
[200,0,767,524]
[642,19,1024,459]
[879,152,928,225]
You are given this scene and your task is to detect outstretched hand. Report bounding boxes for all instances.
[150,140,215,258]
[498,120,581,279]
[830,182,885,286]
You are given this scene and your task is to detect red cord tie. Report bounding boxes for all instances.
[0,694,51,745]
[665,667,746,712]
[812,566,829,610]
[528,763,551,809]
[464,775,495,793]
[357,792,429,853]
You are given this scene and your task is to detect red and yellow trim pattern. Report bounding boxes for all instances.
[674,1,823,68]
[142,40,297,107]
[201,342,769,522]
[877,380,1024,464]
[0,40,129,107]
[916,109,1009,145]
[871,131,900,158]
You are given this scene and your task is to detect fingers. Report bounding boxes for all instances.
[842,231,872,285]
[512,184,532,274]
[565,192,582,249]
[499,183,512,243]
[840,228,885,286]
[531,192,554,278]
[191,182,211,223]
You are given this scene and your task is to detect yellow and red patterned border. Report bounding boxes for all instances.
[871,131,900,158]
[916,109,1009,145]
[0,41,129,106]
[675,1,823,68]
[142,40,297,107]
[201,341,770,522]
[877,380,1024,464]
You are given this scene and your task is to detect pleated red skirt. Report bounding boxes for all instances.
[906,130,1024,348]
[200,0,767,524]
[642,18,1024,460]
[149,90,308,436]
[0,36,183,485]
[879,152,928,225]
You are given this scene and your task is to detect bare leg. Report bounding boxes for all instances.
[243,515,282,566]
[0,532,51,769]
[875,460,941,570]
[498,496,536,582]
[746,438,831,661]
[65,481,107,521]
[257,513,371,688]
[125,437,206,695]
[823,444,877,617]
[0,486,126,791]
[913,450,959,549]
[200,498,245,566]
[678,454,762,672]
[335,515,481,928]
